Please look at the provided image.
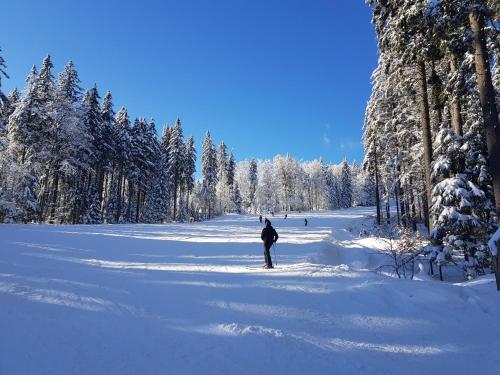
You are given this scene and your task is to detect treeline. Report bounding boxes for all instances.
[0,54,239,223]
[234,156,374,214]
[364,0,499,277]
[0,53,371,225]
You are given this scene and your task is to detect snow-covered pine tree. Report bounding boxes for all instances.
[247,159,258,212]
[100,90,116,215]
[227,152,235,187]
[167,118,185,221]
[369,0,441,231]
[255,160,276,214]
[1,89,19,128]
[46,61,86,222]
[143,125,167,224]
[183,135,196,219]
[466,1,500,213]
[82,85,104,215]
[110,106,131,223]
[325,166,337,210]
[13,66,40,221]
[216,141,229,213]
[339,160,353,208]
[230,182,243,213]
[83,188,103,224]
[160,124,172,219]
[128,117,154,222]
[430,127,493,277]
[201,130,217,219]
[6,58,55,222]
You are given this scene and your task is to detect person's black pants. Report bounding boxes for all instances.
[264,243,273,267]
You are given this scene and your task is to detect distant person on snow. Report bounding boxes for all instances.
[261,220,279,269]
[284,214,287,219]
[264,217,270,226]
[259,215,262,224]
[304,218,308,226]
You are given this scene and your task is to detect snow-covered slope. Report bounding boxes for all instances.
[1,207,499,374]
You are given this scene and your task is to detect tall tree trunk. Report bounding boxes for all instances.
[172,181,178,221]
[409,185,417,232]
[399,183,406,227]
[135,179,141,223]
[374,143,381,225]
[404,192,411,230]
[469,11,500,213]
[395,184,401,226]
[429,63,443,132]
[385,199,391,225]
[417,60,433,232]
[37,171,50,222]
[115,169,123,223]
[126,180,133,222]
[449,55,463,136]
[49,171,59,222]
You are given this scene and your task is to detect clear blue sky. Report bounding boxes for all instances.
[2,0,377,165]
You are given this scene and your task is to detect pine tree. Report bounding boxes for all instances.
[227,152,236,187]
[230,182,242,213]
[201,130,217,219]
[430,128,493,277]
[46,61,85,222]
[111,106,131,222]
[167,118,184,220]
[83,188,103,224]
[160,124,172,218]
[183,135,196,218]
[339,160,352,209]
[143,130,167,224]
[247,159,258,212]
[216,141,229,213]
[7,56,56,222]
[100,91,116,203]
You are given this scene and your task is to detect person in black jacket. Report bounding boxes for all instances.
[261,220,278,269]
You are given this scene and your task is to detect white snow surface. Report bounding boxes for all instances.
[489,227,500,256]
[1,207,500,375]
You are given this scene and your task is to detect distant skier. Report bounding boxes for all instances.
[259,215,262,224]
[264,217,270,226]
[261,220,279,269]
[284,214,287,220]
[304,218,308,226]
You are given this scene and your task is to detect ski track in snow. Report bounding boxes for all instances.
[1,207,500,375]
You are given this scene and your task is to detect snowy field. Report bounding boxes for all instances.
[1,207,500,375]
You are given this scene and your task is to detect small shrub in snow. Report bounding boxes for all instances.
[376,226,426,279]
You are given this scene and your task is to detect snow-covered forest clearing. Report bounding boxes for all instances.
[2,208,499,375]
[1,0,500,373]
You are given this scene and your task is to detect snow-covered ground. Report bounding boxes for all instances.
[1,207,499,375]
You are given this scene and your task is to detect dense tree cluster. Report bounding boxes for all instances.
[364,0,499,278]
[234,156,373,214]
[0,52,369,225]
[0,55,206,223]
